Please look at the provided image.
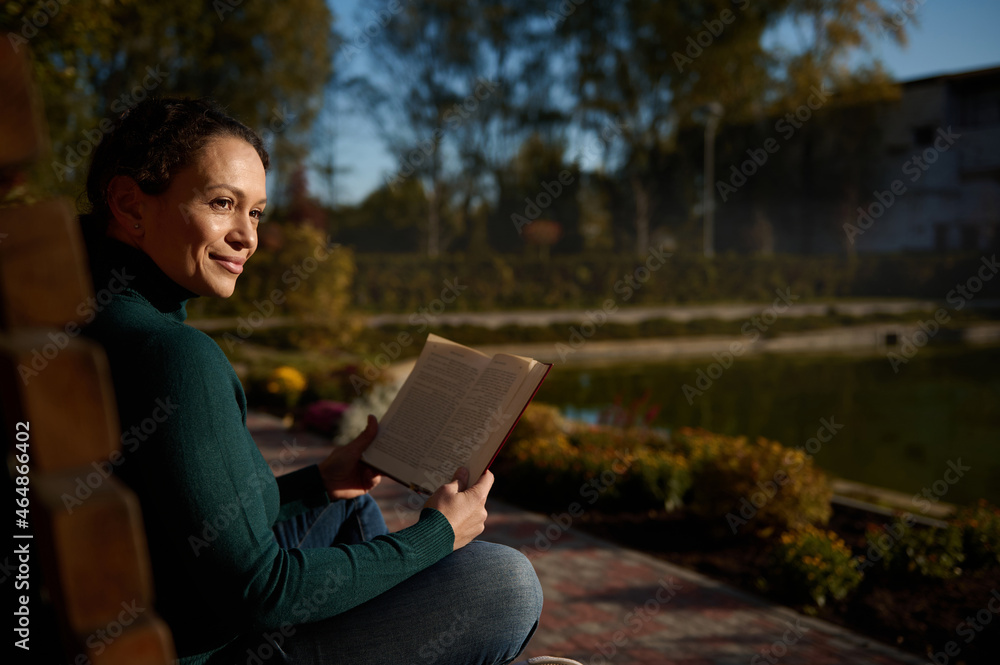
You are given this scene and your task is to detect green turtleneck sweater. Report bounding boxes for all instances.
[79,227,454,664]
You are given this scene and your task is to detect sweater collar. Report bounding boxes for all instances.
[83,224,199,322]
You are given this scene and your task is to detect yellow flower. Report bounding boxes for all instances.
[268,366,307,393]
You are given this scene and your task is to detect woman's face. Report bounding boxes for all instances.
[141,136,267,297]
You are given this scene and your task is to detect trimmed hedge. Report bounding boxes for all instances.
[350,252,998,313]
[496,404,832,533]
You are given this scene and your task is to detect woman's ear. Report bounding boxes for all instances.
[106,175,147,242]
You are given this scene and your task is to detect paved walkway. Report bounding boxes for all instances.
[248,413,925,665]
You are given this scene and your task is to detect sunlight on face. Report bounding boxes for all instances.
[140,136,267,297]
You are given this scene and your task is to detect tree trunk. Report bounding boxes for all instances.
[427,182,440,258]
[632,173,650,256]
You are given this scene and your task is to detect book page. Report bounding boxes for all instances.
[363,336,491,484]
[362,336,552,494]
[466,358,551,477]
[415,353,532,488]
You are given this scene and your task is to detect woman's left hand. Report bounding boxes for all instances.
[318,414,383,500]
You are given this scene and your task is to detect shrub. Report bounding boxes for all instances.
[630,447,691,512]
[868,518,965,580]
[500,410,833,525]
[950,500,1000,571]
[767,524,863,608]
[677,428,832,534]
[509,403,567,443]
[189,224,362,351]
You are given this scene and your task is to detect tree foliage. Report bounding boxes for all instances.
[3,0,335,199]
[551,0,908,254]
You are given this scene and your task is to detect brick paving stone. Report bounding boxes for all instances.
[250,415,927,665]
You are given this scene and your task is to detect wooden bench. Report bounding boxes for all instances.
[0,39,176,664]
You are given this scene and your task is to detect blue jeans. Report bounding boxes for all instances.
[266,495,542,665]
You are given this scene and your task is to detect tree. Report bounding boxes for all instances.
[554,0,908,255]
[489,133,582,254]
[334,178,428,253]
[352,0,481,257]
[354,0,560,256]
[5,0,335,200]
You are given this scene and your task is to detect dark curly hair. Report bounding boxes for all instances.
[83,97,270,232]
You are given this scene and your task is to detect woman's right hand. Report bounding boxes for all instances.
[424,467,493,550]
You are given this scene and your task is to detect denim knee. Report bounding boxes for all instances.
[466,542,543,634]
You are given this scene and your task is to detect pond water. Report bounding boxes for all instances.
[533,345,1000,506]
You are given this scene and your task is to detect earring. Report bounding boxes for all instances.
[133,224,140,229]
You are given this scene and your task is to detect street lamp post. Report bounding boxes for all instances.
[702,102,724,258]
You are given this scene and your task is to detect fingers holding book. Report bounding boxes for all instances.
[425,467,494,550]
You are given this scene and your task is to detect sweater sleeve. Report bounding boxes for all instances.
[130,327,455,632]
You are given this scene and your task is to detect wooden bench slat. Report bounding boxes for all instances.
[0,200,92,329]
[0,38,45,169]
[1,333,119,472]
[34,473,156,633]
[81,616,177,665]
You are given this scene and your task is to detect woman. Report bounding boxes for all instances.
[79,97,543,665]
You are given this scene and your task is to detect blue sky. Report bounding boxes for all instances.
[323,0,1000,206]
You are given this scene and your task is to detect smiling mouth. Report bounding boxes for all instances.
[210,254,245,275]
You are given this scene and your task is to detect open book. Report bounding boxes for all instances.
[361,334,553,494]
